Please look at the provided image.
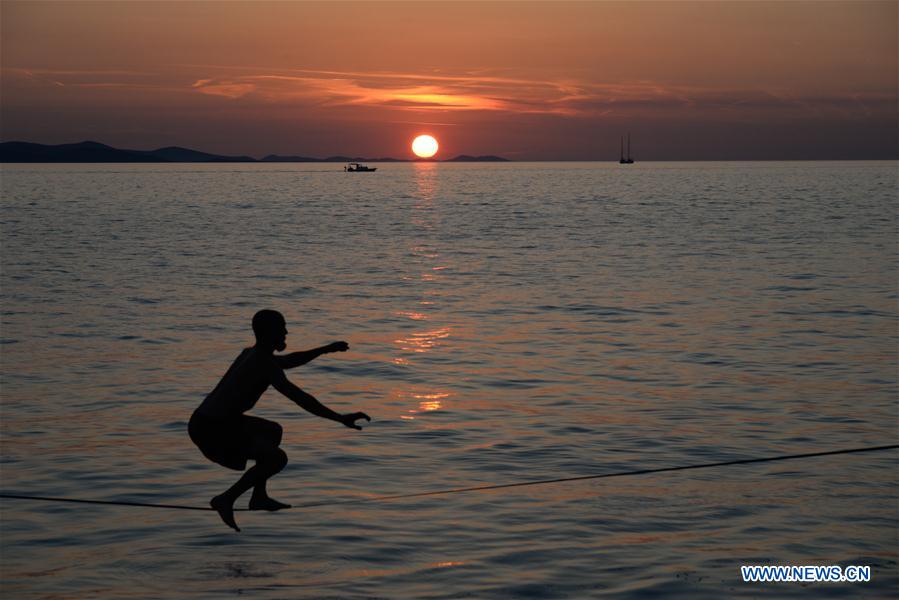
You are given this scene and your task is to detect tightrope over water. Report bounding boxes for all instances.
[2,444,896,512]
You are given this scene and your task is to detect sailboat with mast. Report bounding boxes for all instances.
[619,133,634,164]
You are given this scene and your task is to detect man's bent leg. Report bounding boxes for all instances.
[248,446,291,511]
[212,445,288,531]
[240,419,290,510]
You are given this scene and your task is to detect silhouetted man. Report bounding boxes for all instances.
[189,309,370,531]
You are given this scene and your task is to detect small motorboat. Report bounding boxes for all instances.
[345,163,377,172]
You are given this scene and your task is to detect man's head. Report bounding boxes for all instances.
[252,309,287,351]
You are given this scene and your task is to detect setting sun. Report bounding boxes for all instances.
[412,135,439,158]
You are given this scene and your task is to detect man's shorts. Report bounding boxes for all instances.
[188,411,283,471]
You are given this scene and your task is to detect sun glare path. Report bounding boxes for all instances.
[412,135,439,158]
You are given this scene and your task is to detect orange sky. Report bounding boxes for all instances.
[2,1,896,159]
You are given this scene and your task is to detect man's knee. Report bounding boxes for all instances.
[271,422,283,445]
[263,448,287,472]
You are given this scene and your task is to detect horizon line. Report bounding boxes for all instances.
[1,140,896,163]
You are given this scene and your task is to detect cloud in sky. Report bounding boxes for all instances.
[190,69,565,113]
[11,64,891,122]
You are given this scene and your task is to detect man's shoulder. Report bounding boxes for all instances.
[243,348,284,375]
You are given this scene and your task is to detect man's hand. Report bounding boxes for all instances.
[341,412,371,430]
[327,341,349,353]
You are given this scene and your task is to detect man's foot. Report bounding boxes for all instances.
[248,496,292,511]
[211,494,240,532]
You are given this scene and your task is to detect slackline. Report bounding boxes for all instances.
[1,443,896,512]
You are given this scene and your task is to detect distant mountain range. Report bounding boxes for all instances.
[0,141,509,163]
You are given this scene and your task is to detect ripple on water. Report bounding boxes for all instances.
[1,162,896,598]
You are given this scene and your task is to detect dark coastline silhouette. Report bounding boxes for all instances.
[189,310,370,531]
[0,141,256,163]
[0,140,509,163]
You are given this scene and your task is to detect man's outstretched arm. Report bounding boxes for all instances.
[275,342,349,370]
[270,368,370,430]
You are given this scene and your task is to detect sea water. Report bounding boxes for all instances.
[1,161,896,598]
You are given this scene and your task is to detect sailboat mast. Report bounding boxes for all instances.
[627,133,631,161]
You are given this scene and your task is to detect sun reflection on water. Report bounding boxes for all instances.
[391,164,457,420]
[394,327,451,353]
[413,161,438,202]
[396,310,428,321]
[398,391,451,420]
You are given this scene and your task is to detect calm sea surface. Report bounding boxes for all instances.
[1,162,897,598]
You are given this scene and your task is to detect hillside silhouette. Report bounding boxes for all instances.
[0,141,509,163]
